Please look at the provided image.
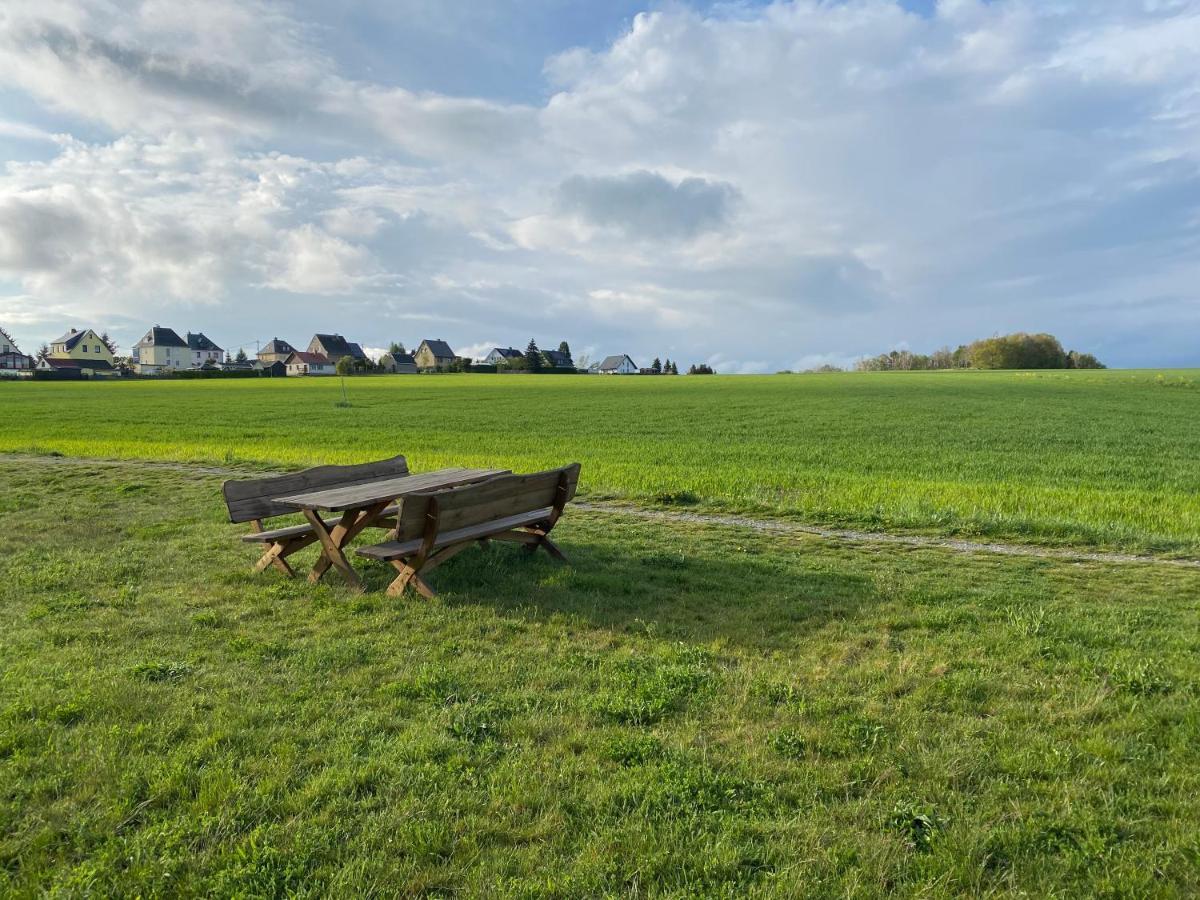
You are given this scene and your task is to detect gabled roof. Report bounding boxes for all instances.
[490,347,523,359]
[52,328,91,350]
[286,351,332,366]
[380,352,417,365]
[0,326,20,353]
[187,332,223,352]
[136,326,187,348]
[599,354,635,371]
[260,338,295,356]
[419,339,456,359]
[542,349,573,367]
[311,333,367,359]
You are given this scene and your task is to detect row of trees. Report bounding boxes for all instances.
[854,333,1105,372]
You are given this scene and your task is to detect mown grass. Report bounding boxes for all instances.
[2,369,1198,553]
[2,459,1199,896]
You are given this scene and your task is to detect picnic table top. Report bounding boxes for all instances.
[273,466,508,512]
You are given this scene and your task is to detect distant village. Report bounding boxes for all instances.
[0,325,704,380]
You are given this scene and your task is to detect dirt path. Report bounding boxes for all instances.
[6,453,1199,570]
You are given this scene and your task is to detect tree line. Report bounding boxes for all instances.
[854,333,1105,372]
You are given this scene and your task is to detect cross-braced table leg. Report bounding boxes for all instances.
[304,499,392,587]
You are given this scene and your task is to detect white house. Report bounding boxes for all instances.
[485,347,523,366]
[284,351,334,376]
[187,332,224,367]
[598,354,638,375]
[133,326,190,375]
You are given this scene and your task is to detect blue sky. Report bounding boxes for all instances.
[0,0,1197,370]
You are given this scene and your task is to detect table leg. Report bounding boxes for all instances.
[305,500,393,587]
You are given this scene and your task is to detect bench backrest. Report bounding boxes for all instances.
[392,463,581,542]
[222,455,410,523]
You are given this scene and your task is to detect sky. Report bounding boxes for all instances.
[0,0,1197,371]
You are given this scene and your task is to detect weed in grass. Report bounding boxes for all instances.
[591,644,718,725]
[448,698,511,744]
[890,800,945,853]
[129,661,193,683]
[601,733,665,766]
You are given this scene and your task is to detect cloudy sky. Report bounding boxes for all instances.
[0,0,1197,370]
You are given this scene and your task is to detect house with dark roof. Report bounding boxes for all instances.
[133,326,190,375]
[541,349,575,370]
[48,327,115,375]
[284,351,334,376]
[307,333,368,364]
[187,332,224,367]
[598,354,638,375]
[378,351,418,374]
[258,338,296,364]
[0,327,33,372]
[484,347,523,366]
[414,339,457,371]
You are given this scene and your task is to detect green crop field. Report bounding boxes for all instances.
[3,372,1200,896]
[2,369,1199,552]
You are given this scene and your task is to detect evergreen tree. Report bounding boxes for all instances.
[224,352,232,364]
[100,332,118,355]
[388,341,406,355]
[525,339,543,372]
[651,357,662,374]
[558,341,570,356]
[37,343,50,362]
[235,348,248,364]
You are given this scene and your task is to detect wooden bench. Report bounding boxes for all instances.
[355,463,581,597]
[222,455,410,577]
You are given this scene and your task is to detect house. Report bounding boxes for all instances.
[308,333,368,365]
[485,347,523,366]
[187,332,224,367]
[541,349,575,370]
[133,326,190,375]
[414,339,457,371]
[284,351,334,376]
[48,327,115,375]
[598,354,638,375]
[252,359,287,377]
[258,338,296,364]
[0,328,32,371]
[378,351,418,374]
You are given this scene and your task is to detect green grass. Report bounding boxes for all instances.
[2,369,1199,552]
[3,459,1200,896]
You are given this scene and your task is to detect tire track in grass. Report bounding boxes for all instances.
[6,453,1200,570]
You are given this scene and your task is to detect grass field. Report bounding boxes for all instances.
[3,372,1199,896]
[2,369,1199,553]
[2,458,1199,896]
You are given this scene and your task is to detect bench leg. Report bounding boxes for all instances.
[384,543,472,598]
[491,527,569,563]
[252,534,317,577]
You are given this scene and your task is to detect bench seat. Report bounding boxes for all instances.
[241,504,399,543]
[356,507,553,561]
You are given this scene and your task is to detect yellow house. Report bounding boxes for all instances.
[46,327,115,375]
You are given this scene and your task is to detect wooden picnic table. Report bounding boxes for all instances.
[272,466,508,588]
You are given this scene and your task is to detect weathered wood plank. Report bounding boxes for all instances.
[274,468,508,512]
[356,507,555,560]
[222,455,409,522]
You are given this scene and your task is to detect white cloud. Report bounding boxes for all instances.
[263,224,374,295]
